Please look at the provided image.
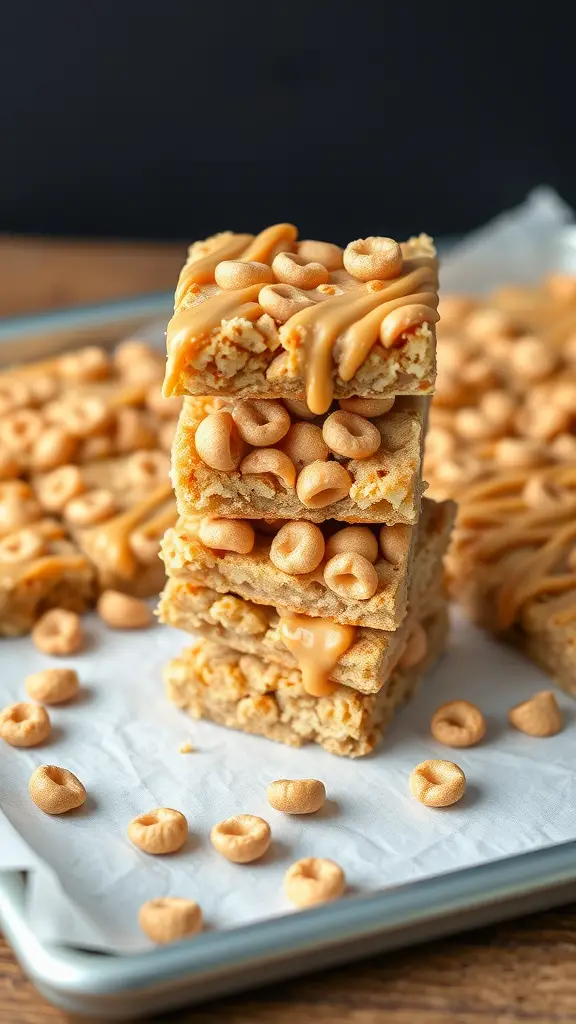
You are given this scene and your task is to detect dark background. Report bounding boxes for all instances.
[1,4,574,244]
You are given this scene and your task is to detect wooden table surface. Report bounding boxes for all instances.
[1,236,575,1024]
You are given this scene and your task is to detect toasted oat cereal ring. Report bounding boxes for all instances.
[272,251,329,290]
[210,814,271,863]
[323,551,378,600]
[59,346,110,382]
[0,702,51,747]
[270,521,325,575]
[266,779,326,815]
[25,668,80,705]
[296,240,344,271]
[284,857,345,907]
[343,237,403,281]
[409,760,466,807]
[30,426,78,472]
[282,399,316,421]
[322,411,381,460]
[215,259,275,290]
[199,517,255,554]
[114,407,157,453]
[35,464,85,512]
[139,898,203,945]
[398,623,428,669]
[64,488,117,526]
[32,609,83,656]
[0,527,45,563]
[128,808,188,855]
[240,448,296,489]
[325,525,378,564]
[126,450,170,487]
[29,764,87,814]
[194,411,245,471]
[0,410,44,451]
[280,422,329,472]
[296,460,352,509]
[431,700,486,748]
[232,399,291,447]
[338,397,395,417]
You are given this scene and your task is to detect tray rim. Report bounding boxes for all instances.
[0,291,173,339]
[2,839,576,1018]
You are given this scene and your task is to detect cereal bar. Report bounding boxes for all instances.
[447,464,576,696]
[0,516,95,637]
[164,607,448,758]
[161,498,455,632]
[163,227,438,414]
[172,395,427,525]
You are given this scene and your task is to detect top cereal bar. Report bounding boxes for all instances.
[163,225,438,415]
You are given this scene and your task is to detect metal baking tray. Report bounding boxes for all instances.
[2,289,576,1019]
[2,843,576,1020]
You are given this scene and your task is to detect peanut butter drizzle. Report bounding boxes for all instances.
[280,261,438,415]
[1,554,88,584]
[239,223,298,263]
[174,233,254,308]
[82,483,173,580]
[134,502,176,541]
[164,285,263,396]
[279,613,356,696]
[495,520,576,628]
[454,463,576,630]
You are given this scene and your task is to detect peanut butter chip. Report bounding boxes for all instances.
[508,691,563,737]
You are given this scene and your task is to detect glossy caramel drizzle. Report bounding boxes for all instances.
[82,483,173,580]
[164,285,263,396]
[453,464,576,629]
[164,226,439,410]
[174,233,254,308]
[281,260,438,413]
[279,612,356,696]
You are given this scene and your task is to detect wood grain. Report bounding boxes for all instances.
[0,236,185,317]
[1,237,576,1023]
[2,906,576,1023]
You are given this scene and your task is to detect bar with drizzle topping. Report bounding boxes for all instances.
[163,226,438,411]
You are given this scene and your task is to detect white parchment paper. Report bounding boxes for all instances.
[1,188,575,955]
[1,610,575,953]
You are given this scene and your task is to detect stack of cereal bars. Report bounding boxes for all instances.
[159,224,456,756]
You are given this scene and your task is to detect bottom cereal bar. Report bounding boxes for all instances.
[0,518,95,637]
[163,607,448,758]
[447,463,576,697]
